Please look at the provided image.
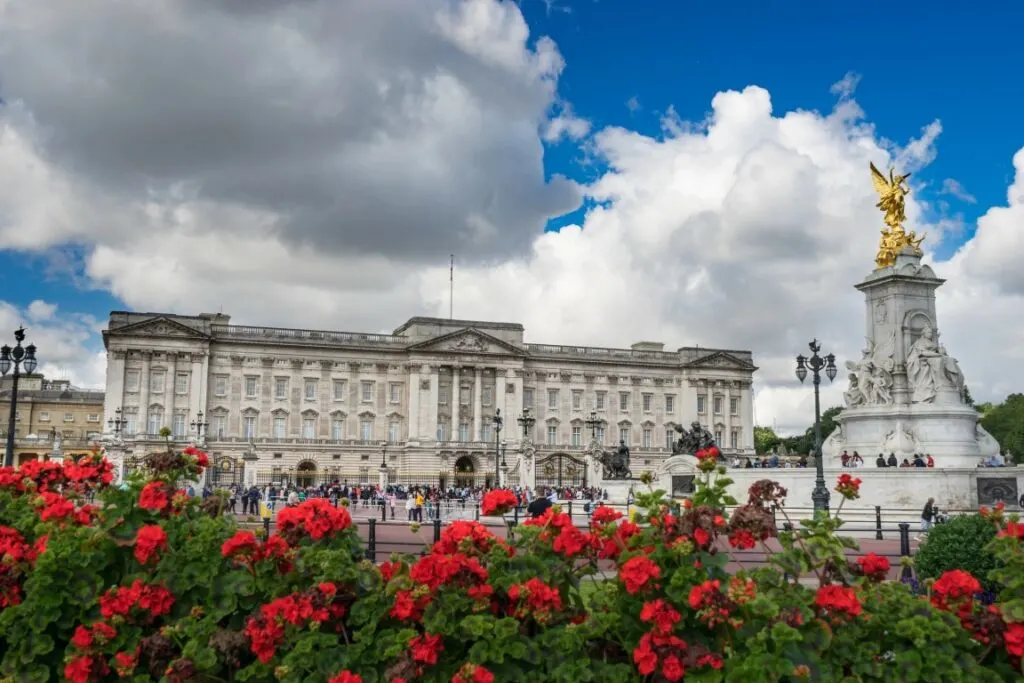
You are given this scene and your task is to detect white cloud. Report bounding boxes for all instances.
[940,178,977,204]
[1,0,1023,437]
[0,301,104,388]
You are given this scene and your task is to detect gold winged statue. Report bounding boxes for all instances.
[870,162,926,269]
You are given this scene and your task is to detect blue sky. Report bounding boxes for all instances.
[530,1,1021,249]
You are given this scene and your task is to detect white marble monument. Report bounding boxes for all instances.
[822,247,999,467]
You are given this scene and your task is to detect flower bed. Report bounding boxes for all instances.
[0,445,1021,682]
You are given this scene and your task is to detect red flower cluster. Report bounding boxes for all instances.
[16,458,65,491]
[64,654,109,683]
[244,583,347,663]
[640,599,681,635]
[432,521,508,556]
[688,580,740,628]
[134,524,169,565]
[62,450,115,491]
[99,580,175,622]
[694,446,721,472]
[507,578,563,624]
[221,530,292,573]
[619,555,661,595]
[814,584,862,619]
[37,491,96,527]
[930,569,982,616]
[0,526,40,609]
[182,445,210,475]
[138,481,173,514]
[834,473,862,500]
[524,508,595,558]
[452,663,495,683]
[410,632,444,665]
[855,553,891,582]
[276,498,353,543]
[633,631,723,681]
[480,489,518,516]
[327,672,362,683]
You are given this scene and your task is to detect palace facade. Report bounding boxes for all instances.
[102,312,757,490]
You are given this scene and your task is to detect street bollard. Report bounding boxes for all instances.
[875,506,883,540]
[433,518,442,544]
[898,522,913,581]
[367,518,376,562]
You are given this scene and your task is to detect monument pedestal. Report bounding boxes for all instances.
[824,249,999,467]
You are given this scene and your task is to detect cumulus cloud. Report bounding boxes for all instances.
[0,301,105,389]
[1,0,1023,435]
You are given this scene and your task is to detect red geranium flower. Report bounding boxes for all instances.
[139,482,171,513]
[410,632,444,665]
[134,524,169,565]
[327,672,362,683]
[480,489,518,516]
[453,663,495,683]
[835,473,862,500]
[619,555,661,594]
[815,584,861,618]
[276,498,352,543]
[856,553,891,581]
[640,599,681,635]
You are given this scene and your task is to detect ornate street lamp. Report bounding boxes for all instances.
[584,410,601,440]
[491,409,503,488]
[1,328,38,467]
[517,408,535,440]
[191,411,209,440]
[795,339,838,513]
[379,440,388,469]
[108,407,127,438]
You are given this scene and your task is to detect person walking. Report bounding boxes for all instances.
[918,497,936,540]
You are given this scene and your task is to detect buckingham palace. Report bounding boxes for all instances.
[101,312,757,491]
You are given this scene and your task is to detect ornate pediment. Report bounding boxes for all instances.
[107,316,211,340]
[686,351,757,371]
[407,328,524,356]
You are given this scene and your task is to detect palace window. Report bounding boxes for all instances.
[243,415,256,439]
[572,390,582,410]
[697,395,707,414]
[304,379,318,401]
[244,376,258,398]
[619,426,630,445]
[172,413,186,438]
[730,397,739,415]
[481,424,492,443]
[359,420,373,441]
[388,422,400,442]
[713,396,723,414]
[175,373,189,394]
[150,371,165,394]
[665,395,675,413]
[214,376,228,397]
[439,385,450,405]
[547,425,557,445]
[331,418,345,440]
[523,388,534,408]
[460,385,471,405]
[619,392,629,411]
[389,382,401,404]
[333,380,347,400]
[436,422,449,441]
[275,377,288,399]
[64,412,74,422]
[571,426,582,446]
[39,411,50,422]
[361,381,374,402]
[642,428,652,448]
[125,370,140,392]
[458,423,470,442]
[715,429,723,445]
[595,426,605,443]
[148,412,163,435]
[642,393,653,412]
[595,391,606,410]
[274,416,287,439]
[665,429,675,449]
[547,389,559,410]
[730,430,739,450]
[482,385,493,406]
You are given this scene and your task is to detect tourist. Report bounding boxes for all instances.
[876,454,887,468]
[926,454,935,467]
[405,495,414,521]
[887,453,898,467]
[841,451,850,467]
[919,497,936,539]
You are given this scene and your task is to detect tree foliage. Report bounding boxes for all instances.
[979,393,1024,462]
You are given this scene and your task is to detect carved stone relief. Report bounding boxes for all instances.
[977,478,1018,507]
[446,334,486,352]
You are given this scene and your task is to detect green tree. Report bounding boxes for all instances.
[980,393,1024,463]
[753,426,782,455]
[785,406,843,455]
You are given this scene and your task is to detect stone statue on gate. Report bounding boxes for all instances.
[596,440,632,480]
[672,421,716,455]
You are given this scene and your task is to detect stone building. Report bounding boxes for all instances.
[102,312,757,490]
[0,376,105,464]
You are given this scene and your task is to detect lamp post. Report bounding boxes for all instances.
[584,410,601,440]
[108,407,127,438]
[795,339,838,513]
[491,409,503,488]
[191,411,209,440]
[517,408,535,441]
[380,441,388,469]
[1,328,38,468]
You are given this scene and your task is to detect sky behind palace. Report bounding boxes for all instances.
[0,0,1022,434]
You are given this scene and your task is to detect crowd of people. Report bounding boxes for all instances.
[840,451,937,468]
[215,481,613,521]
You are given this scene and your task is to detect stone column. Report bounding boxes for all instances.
[452,366,461,439]
[138,352,152,435]
[407,365,421,441]
[473,367,483,441]
[496,369,507,430]
[190,354,206,425]
[103,350,127,428]
[164,354,177,434]
[426,365,440,440]
[319,360,333,438]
